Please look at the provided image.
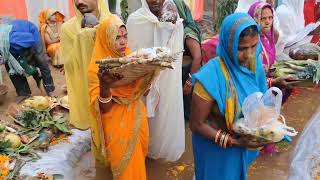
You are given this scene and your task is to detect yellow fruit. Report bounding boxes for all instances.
[5,134,21,148]
[31,96,50,110]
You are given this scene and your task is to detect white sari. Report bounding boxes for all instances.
[275,0,320,60]
[235,0,261,12]
[128,0,142,14]
[126,0,185,162]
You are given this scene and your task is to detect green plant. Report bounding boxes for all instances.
[120,0,129,23]
[215,0,238,32]
[0,140,13,155]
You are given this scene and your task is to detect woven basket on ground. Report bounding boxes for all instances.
[96,48,180,87]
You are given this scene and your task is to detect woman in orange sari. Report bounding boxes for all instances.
[38,9,64,67]
[88,15,152,180]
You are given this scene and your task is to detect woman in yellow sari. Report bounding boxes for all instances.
[38,9,64,67]
[88,15,152,180]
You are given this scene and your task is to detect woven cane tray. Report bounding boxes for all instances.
[96,47,181,87]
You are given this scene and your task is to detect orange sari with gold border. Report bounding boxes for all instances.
[88,16,152,180]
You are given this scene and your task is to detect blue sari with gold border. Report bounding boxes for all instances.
[192,13,267,180]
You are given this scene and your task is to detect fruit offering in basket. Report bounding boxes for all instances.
[96,47,181,87]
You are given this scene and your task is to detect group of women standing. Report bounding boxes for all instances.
[61,0,319,179]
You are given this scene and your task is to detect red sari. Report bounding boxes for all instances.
[304,0,320,43]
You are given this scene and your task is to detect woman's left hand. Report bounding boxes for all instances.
[233,136,270,149]
[183,78,192,95]
[98,67,123,88]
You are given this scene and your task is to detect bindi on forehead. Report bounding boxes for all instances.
[118,28,127,36]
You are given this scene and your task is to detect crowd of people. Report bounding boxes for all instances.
[0,0,319,179]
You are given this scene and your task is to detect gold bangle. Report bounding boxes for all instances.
[215,130,222,143]
[98,95,112,104]
[223,134,229,148]
[220,132,226,147]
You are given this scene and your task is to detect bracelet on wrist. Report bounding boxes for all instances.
[214,130,222,143]
[214,130,232,148]
[223,133,229,148]
[185,80,192,86]
[219,132,226,147]
[98,95,112,104]
[267,78,272,88]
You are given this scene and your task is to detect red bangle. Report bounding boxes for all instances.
[267,78,272,88]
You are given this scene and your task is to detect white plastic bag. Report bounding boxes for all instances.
[233,87,298,142]
[289,112,320,180]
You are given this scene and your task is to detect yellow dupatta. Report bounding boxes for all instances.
[59,0,110,129]
[219,56,255,133]
[60,0,111,164]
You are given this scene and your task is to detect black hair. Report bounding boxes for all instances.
[240,25,258,38]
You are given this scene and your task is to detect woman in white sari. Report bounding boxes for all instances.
[127,0,185,162]
[276,0,320,60]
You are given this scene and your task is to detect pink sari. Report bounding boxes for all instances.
[201,35,219,64]
[248,2,276,73]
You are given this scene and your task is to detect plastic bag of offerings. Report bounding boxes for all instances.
[233,87,298,143]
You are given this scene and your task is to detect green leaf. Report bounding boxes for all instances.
[56,117,67,124]
[40,121,55,128]
[54,123,71,134]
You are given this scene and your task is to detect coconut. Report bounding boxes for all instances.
[5,133,21,148]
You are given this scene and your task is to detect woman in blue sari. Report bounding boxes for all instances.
[189,13,268,180]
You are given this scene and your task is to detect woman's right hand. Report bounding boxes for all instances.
[98,67,123,89]
[271,76,299,90]
[232,135,270,149]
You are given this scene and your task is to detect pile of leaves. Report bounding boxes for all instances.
[0,140,32,157]
[16,108,71,136]
[272,59,320,84]
[0,98,71,179]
